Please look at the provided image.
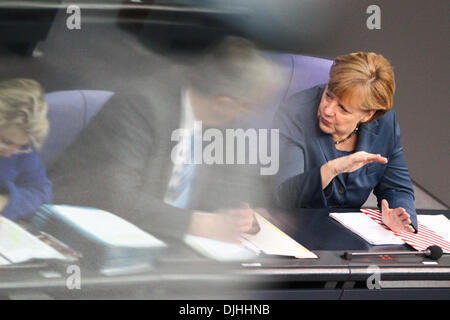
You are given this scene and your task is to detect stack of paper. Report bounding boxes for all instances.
[184,213,317,261]
[184,235,258,262]
[241,213,318,258]
[0,217,68,265]
[418,215,450,243]
[31,205,168,274]
[38,205,166,248]
[330,212,405,245]
[360,209,450,253]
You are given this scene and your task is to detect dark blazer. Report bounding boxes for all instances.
[272,85,417,229]
[48,76,194,240]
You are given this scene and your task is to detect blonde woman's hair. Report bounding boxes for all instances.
[328,52,395,122]
[0,78,49,148]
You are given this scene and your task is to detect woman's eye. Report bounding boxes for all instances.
[340,105,349,113]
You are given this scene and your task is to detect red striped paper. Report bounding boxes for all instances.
[361,208,450,253]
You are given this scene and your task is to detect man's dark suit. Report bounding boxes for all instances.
[48,83,191,239]
[48,74,272,240]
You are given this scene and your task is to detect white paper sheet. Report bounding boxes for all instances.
[49,205,166,248]
[418,214,450,243]
[0,217,67,263]
[0,255,11,266]
[330,212,405,245]
[241,213,318,258]
[184,235,258,262]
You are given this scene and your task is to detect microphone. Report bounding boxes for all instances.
[343,245,443,261]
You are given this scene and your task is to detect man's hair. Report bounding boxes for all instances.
[328,52,395,122]
[0,78,49,148]
[186,36,278,104]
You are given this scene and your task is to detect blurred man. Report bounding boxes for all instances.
[49,37,279,242]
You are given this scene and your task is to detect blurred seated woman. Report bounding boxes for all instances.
[0,78,52,220]
[272,52,417,233]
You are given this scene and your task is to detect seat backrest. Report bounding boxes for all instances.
[40,90,114,166]
[232,53,333,207]
[241,53,333,129]
[284,54,333,99]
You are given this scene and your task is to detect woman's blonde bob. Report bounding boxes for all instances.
[328,52,396,122]
[0,78,49,148]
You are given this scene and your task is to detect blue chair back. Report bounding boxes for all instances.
[41,90,114,166]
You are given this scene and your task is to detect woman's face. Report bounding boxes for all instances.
[317,86,374,141]
[0,125,31,158]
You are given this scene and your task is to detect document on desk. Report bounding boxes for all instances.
[330,212,405,245]
[184,213,317,261]
[241,213,318,259]
[0,255,11,266]
[359,209,450,253]
[417,215,450,243]
[184,235,258,262]
[42,205,166,248]
[0,217,67,264]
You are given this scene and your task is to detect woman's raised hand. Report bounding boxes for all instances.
[331,151,387,175]
[321,151,387,189]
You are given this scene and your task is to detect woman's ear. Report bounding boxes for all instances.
[361,110,376,123]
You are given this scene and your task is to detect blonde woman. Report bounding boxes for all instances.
[273,52,417,233]
[0,78,52,220]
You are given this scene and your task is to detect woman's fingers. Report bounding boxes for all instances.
[400,216,411,225]
[381,199,390,213]
[358,152,388,165]
[388,206,414,233]
[381,200,414,233]
[396,210,411,224]
[372,153,388,162]
[337,152,388,174]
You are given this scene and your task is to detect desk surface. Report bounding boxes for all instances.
[1,208,449,299]
[270,208,450,251]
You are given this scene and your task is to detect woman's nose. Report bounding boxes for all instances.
[323,100,337,116]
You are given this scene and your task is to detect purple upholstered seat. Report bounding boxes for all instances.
[40,90,114,166]
[242,53,333,128]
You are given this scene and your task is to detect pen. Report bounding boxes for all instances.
[259,253,298,259]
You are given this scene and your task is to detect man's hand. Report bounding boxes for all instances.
[188,204,260,243]
[225,203,260,235]
[381,199,415,233]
